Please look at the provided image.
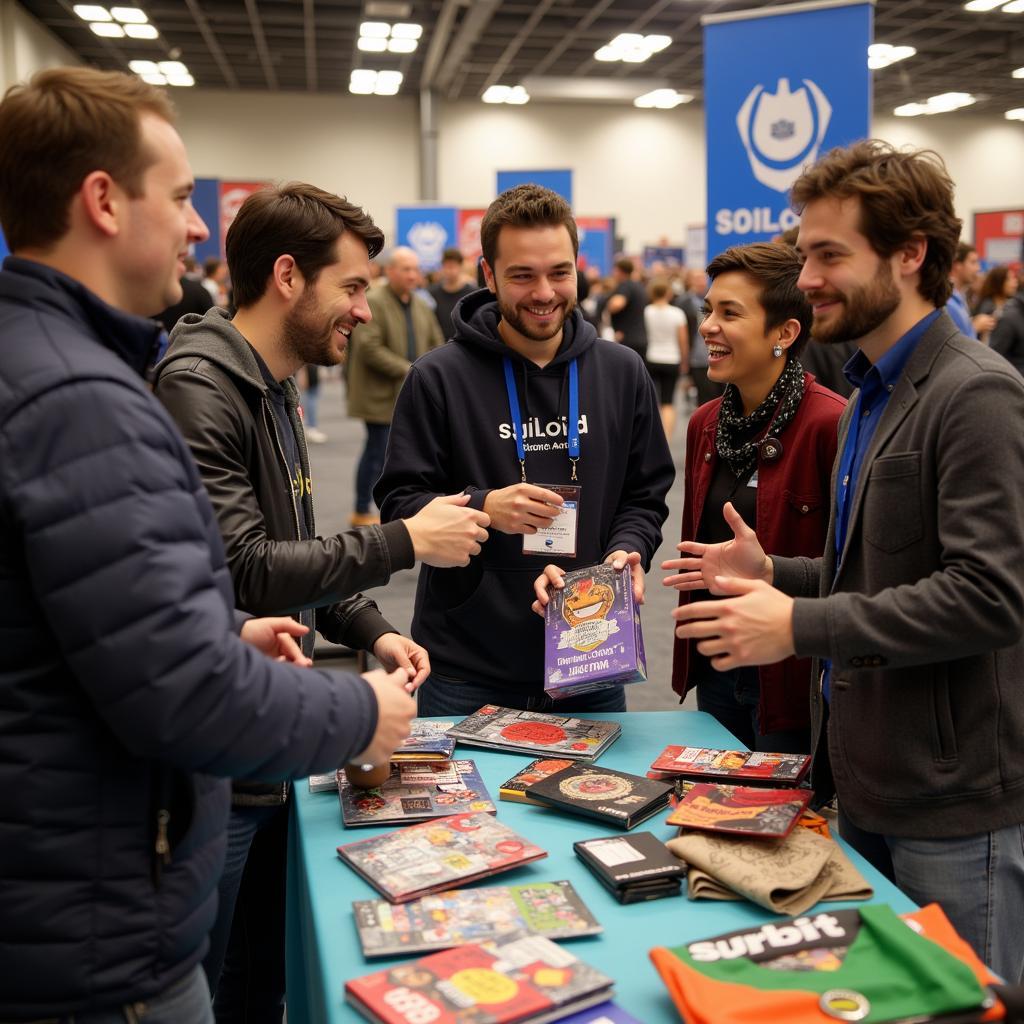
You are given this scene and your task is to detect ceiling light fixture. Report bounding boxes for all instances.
[867,43,916,69]
[963,0,1007,9]
[1002,0,1024,11]
[1013,67,1024,78]
[124,23,157,38]
[90,21,124,37]
[482,84,530,104]
[110,6,147,22]
[74,4,110,19]
[594,32,673,64]
[349,69,403,96]
[357,37,387,51]
[894,92,976,116]
[358,20,422,53]
[634,88,693,109]
[1005,107,1024,119]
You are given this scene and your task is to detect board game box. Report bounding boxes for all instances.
[346,934,613,1024]
[543,564,646,699]
[352,880,601,958]
[337,812,548,903]
[339,759,496,826]
[499,758,576,804]
[448,706,620,761]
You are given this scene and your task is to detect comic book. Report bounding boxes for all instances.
[339,760,495,827]
[666,783,812,838]
[498,758,576,804]
[524,764,673,830]
[390,720,457,763]
[543,564,647,699]
[352,880,601,958]
[649,746,811,786]
[346,934,613,1024]
[337,812,548,903]
[448,706,620,761]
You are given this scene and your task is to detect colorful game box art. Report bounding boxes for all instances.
[649,747,811,786]
[499,758,576,804]
[339,760,496,827]
[543,564,646,699]
[665,783,813,838]
[336,812,548,903]
[390,719,457,763]
[447,706,620,761]
[346,934,614,1024]
[352,880,601,958]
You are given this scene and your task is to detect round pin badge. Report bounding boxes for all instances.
[758,436,783,462]
[819,989,870,1021]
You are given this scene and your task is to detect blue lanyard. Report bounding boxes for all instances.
[502,356,580,482]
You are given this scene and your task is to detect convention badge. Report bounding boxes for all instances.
[523,483,581,557]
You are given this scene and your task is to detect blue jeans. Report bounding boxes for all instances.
[355,422,390,514]
[203,803,288,1023]
[416,672,627,717]
[694,667,810,754]
[55,966,213,1023]
[839,810,1024,983]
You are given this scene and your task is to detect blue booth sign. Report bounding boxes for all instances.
[703,0,872,259]
[395,206,458,271]
[496,170,573,207]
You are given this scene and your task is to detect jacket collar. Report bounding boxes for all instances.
[1,256,165,378]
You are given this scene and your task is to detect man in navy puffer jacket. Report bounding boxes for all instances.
[0,68,415,1022]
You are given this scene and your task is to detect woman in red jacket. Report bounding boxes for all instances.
[663,242,846,753]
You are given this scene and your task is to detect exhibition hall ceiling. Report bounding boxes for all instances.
[18,0,1024,117]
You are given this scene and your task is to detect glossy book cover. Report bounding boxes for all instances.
[543,564,647,699]
[346,934,613,1024]
[448,706,620,761]
[337,812,548,904]
[666,783,812,838]
[339,760,496,827]
[650,747,810,786]
[353,880,601,958]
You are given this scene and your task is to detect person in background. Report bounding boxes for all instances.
[157,263,214,333]
[606,257,649,360]
[203,255,229,306]
[347,246,445,526]
[675,266,723,406]
[990,270,1024,375]
[0,66,416,1023]
[643,277,689,439]
[947,242,994,339]
[428,246,475,340]
[664,242,845,753]
[974,265,1019,344]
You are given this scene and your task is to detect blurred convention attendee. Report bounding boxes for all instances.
[947,242,994,339]
[606,256,648,359]
[203,255,229,306]
[990,272,1024,375]
[157,265,214,333]
[974,264,1020,343]
[428,246,475,340]
[377,184,673,716]
[347,246,444,526]
[664,242,845,753]
[672,141,1024,983]
[0,66,415,1023]
[675,266,723,406]
[643,277,689,438]
[155,182,486,1021]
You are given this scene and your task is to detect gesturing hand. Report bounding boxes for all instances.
[405,493,490,568]
[372,632,431,691]
[484,483,565,535]
[354,668,416,766]
[662,501,772,595]
[240,616,313,666]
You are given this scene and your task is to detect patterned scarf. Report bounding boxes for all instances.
[714,358,806,478]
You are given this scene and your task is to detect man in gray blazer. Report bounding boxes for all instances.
[670,140,1024,983]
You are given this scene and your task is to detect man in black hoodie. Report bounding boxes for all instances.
[377,185,674,716]
[154,182,489,1020]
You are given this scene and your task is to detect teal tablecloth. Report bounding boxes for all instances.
[285,710,915,1023]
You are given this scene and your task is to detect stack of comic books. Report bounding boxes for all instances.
[336,812,547,903]
[339,760,496,827]
[648,746,811,787]
[543,563,646,699]
[574,832,686,904]
[352,880,601,958]
[448,706,620,761]
[346,934,613,1024]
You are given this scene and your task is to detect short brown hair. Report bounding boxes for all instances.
[226,182,384,308]
[706,242,813,359]
[615,258,634,275]
[0,67,175,252]
[955,242,976,265]
[480,185,578,268]
[648,278,671,302]
[790,139,960,307]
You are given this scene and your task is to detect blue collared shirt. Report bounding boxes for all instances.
[945,290,975,339]
[822,308,941,700]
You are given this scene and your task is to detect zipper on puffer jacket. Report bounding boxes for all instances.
[151,769,173,888]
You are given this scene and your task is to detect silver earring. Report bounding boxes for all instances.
[772,344,784,358]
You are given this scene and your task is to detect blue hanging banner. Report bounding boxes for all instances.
[496,170,573,206]
[703,0,872,260]
[395,206,458,271]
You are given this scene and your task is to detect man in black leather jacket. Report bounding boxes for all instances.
[154,182,489,1021]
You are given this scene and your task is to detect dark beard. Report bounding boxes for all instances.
[810,259,901,345]
[496,292,575,343]
[281,287,341,367]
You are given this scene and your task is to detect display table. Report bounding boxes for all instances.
[285,710,914,1023]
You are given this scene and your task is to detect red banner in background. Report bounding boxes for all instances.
[218,182,267,255]
[458,209,486,266]
[973,209,1024,267]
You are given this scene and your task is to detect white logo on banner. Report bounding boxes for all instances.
[736,77,832,193]
[406,221,448,267]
